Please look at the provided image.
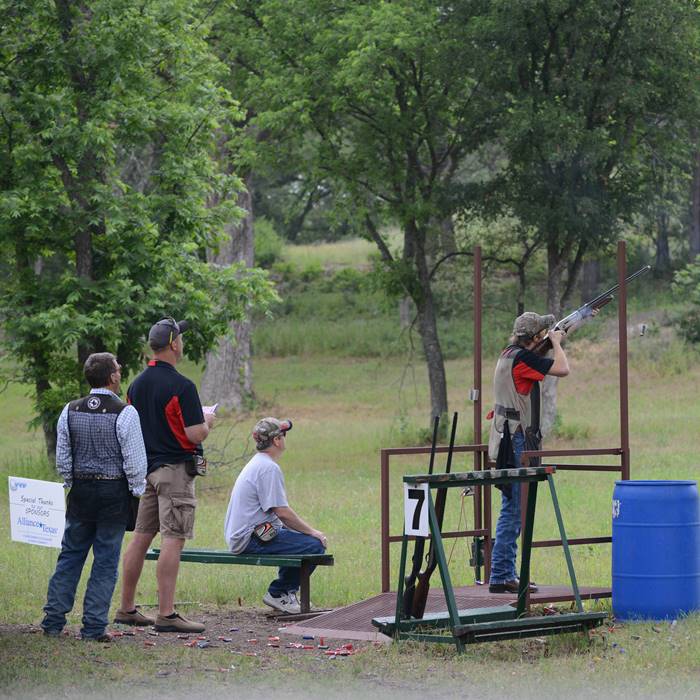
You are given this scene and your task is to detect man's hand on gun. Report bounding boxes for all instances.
[548,329,567,346]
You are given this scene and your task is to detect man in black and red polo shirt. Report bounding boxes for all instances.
[116,318,215,633]
[486,312,570,594]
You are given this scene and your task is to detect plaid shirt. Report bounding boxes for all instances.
[56,388,147,496]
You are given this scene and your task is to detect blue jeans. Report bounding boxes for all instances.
[490,430,526,584]
[42,516,126,638]
[243,527,325,596]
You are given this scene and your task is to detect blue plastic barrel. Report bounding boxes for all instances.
[612,480,700,620]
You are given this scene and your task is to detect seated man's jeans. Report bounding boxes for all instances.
[489,430,526,584]
[243,527,325,596]
[42,515,126,638]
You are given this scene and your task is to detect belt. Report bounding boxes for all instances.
[495,404,520,421]
[73,473,126,481]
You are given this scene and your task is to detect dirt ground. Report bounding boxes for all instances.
[2,606,370,659]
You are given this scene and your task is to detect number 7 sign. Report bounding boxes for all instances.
[404,482,430,537]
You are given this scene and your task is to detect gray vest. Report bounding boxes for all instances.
[67,393,126,477]
[487,345,540,461]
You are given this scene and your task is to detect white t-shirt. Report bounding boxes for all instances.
[223,451,289,554]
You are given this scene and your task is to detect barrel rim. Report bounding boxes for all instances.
[614,480,697,486]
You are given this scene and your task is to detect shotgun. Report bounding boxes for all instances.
[402,415,440,618]
[532,265,651,356]
[410,411,458,620]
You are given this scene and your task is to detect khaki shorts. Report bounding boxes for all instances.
[134,462,197,540]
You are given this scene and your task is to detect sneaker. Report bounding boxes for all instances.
[42,628,62,638]
[489,579,538,594]
[263,591,301,615]
[153,612,205,633]
[114,607,155,626]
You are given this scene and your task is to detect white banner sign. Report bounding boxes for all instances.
[9,476,65,548]
[404,482,430,537]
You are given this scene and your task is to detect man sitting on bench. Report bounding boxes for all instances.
[224,417,328,614]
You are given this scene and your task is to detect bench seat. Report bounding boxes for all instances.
[145,547,334,613]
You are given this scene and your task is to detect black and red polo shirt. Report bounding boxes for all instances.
[506,346,554,396]
[127,360,205,473]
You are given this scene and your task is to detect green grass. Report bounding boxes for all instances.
[2,330,700,693]
[281,232,402,270]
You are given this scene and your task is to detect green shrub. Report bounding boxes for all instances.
[550,413,592,441]
[254,217,285,268]
[673,260,700,344]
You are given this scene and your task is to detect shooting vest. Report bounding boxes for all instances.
[487,345,541,462]
[67,393,127,477]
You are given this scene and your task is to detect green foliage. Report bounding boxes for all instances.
[253,217,285,268]
[472,0,700,310]
[550,414,592,442]
[673,260,700,344]
[0,0,277,440]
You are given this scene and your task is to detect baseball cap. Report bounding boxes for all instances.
[148,317,189,349]
[513,312,556,337]
[253,417,293,450]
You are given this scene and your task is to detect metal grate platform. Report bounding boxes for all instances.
[281,584,610,642]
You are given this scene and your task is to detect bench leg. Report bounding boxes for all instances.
[299,562,311,613]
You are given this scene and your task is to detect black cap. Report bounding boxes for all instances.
[148,318,189,349]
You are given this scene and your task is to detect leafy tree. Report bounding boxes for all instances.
[673,260,700,343]
[0,0,276,455]
[480,0,700,316]
[222,0,503,422]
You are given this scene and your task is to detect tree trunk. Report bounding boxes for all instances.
[655,209,671,276]
[399,296,413,329]
[438,216,457,256]
[516,262,526,316]
[546,241,566,318]
[690,137,700,260]
[201,178,255,410]
[542,239,567,438]
[411,223,448,424]
[580,259,600,304]
[540,373,558,439]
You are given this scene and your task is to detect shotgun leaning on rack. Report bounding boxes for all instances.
[410,411,459,620]
[532,265,651,356]
[402,415,440,618]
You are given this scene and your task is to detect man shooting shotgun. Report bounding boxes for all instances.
[486,265,651,594]
[410,412,458,620]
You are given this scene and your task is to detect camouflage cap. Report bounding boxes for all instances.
[513,312,556,337]
[253,417,293,450]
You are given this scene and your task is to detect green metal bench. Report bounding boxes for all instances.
[145,548,334,614]
[372,466,607,650]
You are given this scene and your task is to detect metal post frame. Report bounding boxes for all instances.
[379,241,635,599]
[617,240,631,480]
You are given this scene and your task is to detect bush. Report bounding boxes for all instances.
[550,413,592,441]
[673,260,700,344]
[254,217,285,268]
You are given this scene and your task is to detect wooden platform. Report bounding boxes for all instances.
[281,584,610,642]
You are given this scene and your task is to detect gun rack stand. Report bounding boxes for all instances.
[372,466,606,650]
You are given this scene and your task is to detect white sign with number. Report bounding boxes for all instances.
[9,476,65,548]
[404,482,430,537]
